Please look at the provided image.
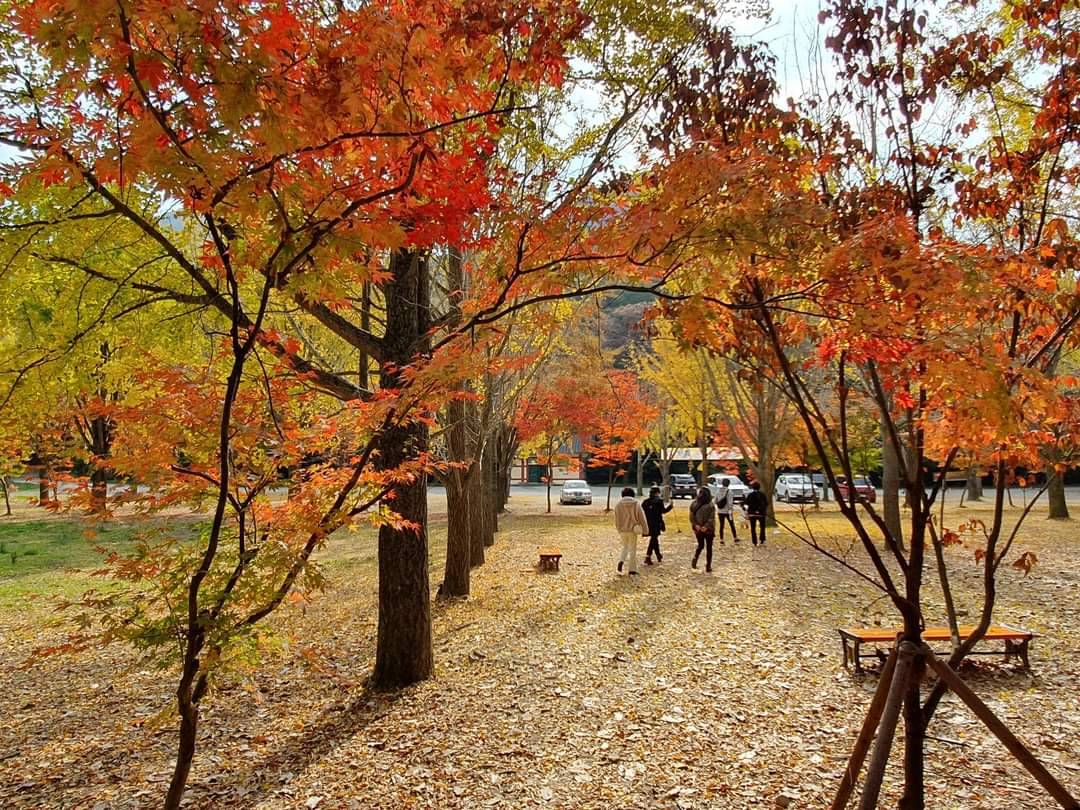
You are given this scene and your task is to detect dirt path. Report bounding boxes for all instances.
[1,508,1077,808]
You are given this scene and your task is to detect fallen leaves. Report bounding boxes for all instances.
[0,504,1077,808]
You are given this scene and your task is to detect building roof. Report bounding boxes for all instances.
[669,447,742,462]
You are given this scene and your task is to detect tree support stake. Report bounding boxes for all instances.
[922,645,1079,809]
[832,646,898,810]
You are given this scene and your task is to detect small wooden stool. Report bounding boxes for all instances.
[538,546,562,572]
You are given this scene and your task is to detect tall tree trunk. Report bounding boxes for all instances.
[467,463,486,567]
[164,680,201,810]
[605,466,614,511]
[635,451,645,495]
[1046,464,1069,519]
[698,430,709,487]
[372,249,434,689]
[760,458,777,527]
[965,465,983,502]
[441,470,471,598]
[881,416,903,548]
[1,476,11,516]
[440,245,471,599]
[546,458,553,514]
[659,458,671,501]
[481,438,497,545]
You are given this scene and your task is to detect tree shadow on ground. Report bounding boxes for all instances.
[188,683,404,807]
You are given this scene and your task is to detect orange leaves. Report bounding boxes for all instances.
[1012,551,1038,577]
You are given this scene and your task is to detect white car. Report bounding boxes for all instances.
[559,480,593,505]
[707,474,750,504]
[775,473,815,503]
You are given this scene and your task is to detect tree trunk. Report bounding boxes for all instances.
[635,451,645,495]
[965,465,983,502]
[1,476,11,516]
[438,306,473,600]
[441,471,471,598]
[467,463,486,567]
[496,425,515,513]
[164,687,199,810]
[372,249,434,689]
[881,416,903,548]
[38,465,51,507]
[481,438,497,545]
[89,413,113,513]
[698,431,709,486]
[546,458,553,513]
[760,458,777,527]
[900,667,927,810]
[1046,464,1069,519]
[90,467,108,512]
[605,466,614,511]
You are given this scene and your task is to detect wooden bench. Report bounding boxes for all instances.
[838,624,1036,674]
[538,546,562,572]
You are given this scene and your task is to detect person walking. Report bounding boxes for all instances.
[715,477,738,544]
[689,487,717,573]
[642,486,673,565]
[614,486,649,575]
[745,481,769,547]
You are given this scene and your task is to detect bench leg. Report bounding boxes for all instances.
[841,639,864,674]
[1007,638,1031,670]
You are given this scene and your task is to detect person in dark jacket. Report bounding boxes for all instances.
[744,481,769,546]
[689,487,717,572]
[641,486,673,565]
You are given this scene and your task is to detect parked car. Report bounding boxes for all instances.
[775,473,815,503]
[707,474,750,504]
[669,474,698,499]
[836,475,876,503]
[559,479,593,505]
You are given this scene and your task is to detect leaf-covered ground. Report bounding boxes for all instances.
[1,493,1078,809]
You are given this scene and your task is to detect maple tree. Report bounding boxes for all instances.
[647,121,1079,810]
[514,379,585,514]
[0,0,594,804]
[582,370,657,511]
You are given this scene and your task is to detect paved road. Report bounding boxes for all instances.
[458,482,1080,518]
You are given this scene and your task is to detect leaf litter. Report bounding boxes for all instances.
[0,503,1077,808]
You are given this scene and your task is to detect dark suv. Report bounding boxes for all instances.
[669,474,698,499]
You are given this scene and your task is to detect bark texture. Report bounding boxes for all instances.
[372,250,434,688]
[1046,465,1070,519]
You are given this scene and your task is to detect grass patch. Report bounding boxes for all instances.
[0,517,204,610]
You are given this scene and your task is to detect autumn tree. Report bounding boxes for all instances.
[583,370,657,510]
[1,0,594,804]
[636,138,1080,810]
[514,371,596,512]
[944,0,1080,519]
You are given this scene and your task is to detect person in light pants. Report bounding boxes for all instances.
[613,486,649,575]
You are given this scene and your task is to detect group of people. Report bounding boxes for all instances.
[613,479,770,575]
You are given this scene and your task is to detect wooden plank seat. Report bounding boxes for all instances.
[838,624,1036,674]
[538,546,562,572]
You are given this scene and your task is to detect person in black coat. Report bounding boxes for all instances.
[744,481,769,546]
[641,486,673,565]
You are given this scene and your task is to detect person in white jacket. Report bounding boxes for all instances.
[715,478,739,544]
[613,487,649,575]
